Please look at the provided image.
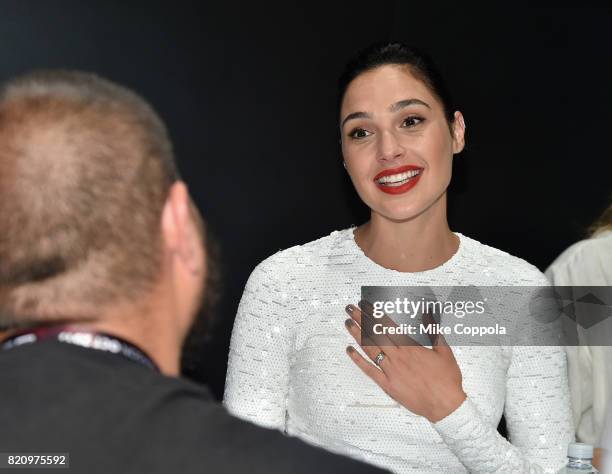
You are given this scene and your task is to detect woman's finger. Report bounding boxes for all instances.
[360,299,425,349]
[422,310,440,346]
[359,299,402,343]
[432,330,454,358]
[348,302,422,349]
[346,346,388,388]
[347,303,403,351]
[344,318,390,367]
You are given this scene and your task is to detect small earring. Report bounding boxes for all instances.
[343,161,347,169]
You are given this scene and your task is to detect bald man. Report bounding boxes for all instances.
[0,71,386,474]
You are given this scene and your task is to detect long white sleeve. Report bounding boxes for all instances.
[433,345,574,473]
[223,258,292,430]
[431,271,574,472]
[430,274,573,473]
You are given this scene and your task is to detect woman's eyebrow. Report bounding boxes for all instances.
[341,98,431,128]
[341,111,371,129]
[390,98,431,112]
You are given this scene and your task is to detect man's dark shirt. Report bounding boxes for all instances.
[0,340,387,473]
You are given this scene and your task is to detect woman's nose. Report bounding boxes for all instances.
[377,130,404,162]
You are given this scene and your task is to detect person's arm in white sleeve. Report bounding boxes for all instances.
[432,274,574,473]
[223,257,292,431]
[545,258,600,446]
[431,344,574,473]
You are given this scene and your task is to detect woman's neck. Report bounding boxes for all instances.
[354,198,459,273]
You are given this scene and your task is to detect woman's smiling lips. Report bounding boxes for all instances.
[373,164,424,195]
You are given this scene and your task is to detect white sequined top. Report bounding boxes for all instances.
[223,228,574,473]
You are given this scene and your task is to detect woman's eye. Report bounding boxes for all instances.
[402,116,425,128]
[349,128,371,139]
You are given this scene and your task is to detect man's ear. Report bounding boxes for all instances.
[161,181,202,275]
[451,111,466,154]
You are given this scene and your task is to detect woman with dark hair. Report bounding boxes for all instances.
[224,43,574,473]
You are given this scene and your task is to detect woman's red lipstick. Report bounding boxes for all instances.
[373,165,423,195]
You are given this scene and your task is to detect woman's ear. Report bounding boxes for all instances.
[451,111,466,154]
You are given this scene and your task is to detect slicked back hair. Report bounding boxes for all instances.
[338,42,456,127]
[0,70,180,326]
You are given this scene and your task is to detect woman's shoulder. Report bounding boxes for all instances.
[249,228,353,277]
[545,230,612,285]
[458,233,548,285]
[548,230,612,270]
[258,228,352,265]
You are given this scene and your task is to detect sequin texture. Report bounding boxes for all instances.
[223,228,574,473]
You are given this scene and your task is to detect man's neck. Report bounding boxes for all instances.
[1,309,182,377]
[77,317,181,377]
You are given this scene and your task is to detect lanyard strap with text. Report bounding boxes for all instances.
[0,326,159,372]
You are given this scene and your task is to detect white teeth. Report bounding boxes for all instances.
[377,169,421,185]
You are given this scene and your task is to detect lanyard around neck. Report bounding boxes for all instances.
[1,325,159,372]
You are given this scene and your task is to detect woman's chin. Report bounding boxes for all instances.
[372,204,429,223]
[363,187,447,223]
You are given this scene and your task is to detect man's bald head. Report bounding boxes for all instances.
[0,70,183,326]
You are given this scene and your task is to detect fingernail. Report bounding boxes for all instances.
[346,346,355,354]
[345,318,354,328]
[345,305,354,314]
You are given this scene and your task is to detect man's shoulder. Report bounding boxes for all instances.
[0,342,385,473]
[111,373,387,474]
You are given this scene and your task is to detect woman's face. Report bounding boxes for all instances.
[340,65,465,222]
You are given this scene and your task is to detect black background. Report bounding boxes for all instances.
[1,2,610,400]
